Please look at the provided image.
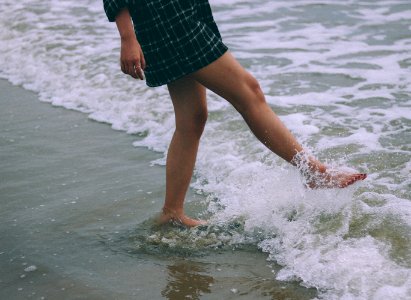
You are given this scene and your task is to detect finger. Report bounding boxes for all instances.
[121,61,127,74]
[127,63,138,79]
[124,63,131,77]
[132,60,142,79]
[124,61,132,76]
[132,61,142,79]
[135,64,144,80]
[140,51,146,70]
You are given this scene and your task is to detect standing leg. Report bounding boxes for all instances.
[157,76,208,227]
[189,52,366,188]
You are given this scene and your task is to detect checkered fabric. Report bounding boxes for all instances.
[103,0,228,87]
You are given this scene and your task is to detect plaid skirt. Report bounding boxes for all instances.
[103,0,228,87]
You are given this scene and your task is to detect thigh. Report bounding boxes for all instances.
[167,76,207,124]
[188,51,261,106]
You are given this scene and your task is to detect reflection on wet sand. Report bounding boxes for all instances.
[162,261,214,300]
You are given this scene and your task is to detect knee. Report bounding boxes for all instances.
[246,75,265,104]
[176,107,208,138]
[191,108,208,136]
[230,74,266,114]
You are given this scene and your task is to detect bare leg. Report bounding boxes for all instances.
[157,76,207,227]
[189,52,366,188]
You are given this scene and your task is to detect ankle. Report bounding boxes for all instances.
[162,206,184,216]
[292,150,327,174]
[307,159,327,174]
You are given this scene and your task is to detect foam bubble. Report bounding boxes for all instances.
[24,265,37,272]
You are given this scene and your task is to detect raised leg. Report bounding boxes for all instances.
[189,52,366,188]
[157,76,207,227]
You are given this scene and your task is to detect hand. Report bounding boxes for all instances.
[120,36,146,80]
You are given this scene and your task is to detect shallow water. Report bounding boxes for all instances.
[0,80,316,299]
[0,0,410,299]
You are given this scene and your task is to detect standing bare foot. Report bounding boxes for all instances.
[292,151,367,189]
[156,207,207,227]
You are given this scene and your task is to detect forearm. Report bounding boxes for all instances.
[115,8,136,41]
[114,7,145,79]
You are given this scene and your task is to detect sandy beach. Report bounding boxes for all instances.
[0,79,316,299]
[0,78,164,299]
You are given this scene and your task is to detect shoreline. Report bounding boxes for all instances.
[0,78,166,298]
[0,79,317,299]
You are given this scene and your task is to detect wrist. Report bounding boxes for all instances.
[120,33,136,42]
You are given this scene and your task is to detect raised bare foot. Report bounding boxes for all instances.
[156,207,207,228]
[292,151,367,189]
[305,168,367,189]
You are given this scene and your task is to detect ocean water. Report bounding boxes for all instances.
[0,0,410,299]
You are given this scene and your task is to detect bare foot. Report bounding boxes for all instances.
[156,207,207,228]
[305,167,367,189]
[292,151,367,189]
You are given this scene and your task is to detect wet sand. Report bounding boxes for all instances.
[0,79,316,299]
